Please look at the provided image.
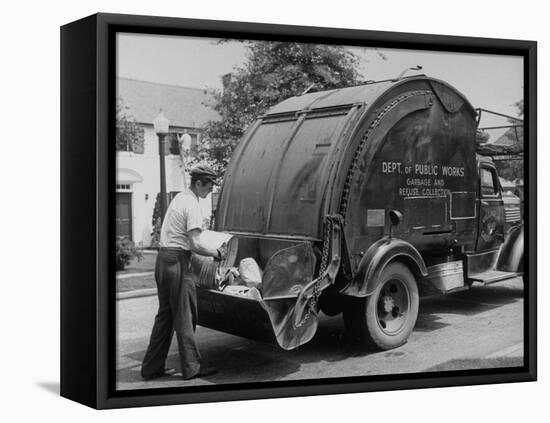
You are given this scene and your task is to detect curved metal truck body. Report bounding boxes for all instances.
[195,75,523,350]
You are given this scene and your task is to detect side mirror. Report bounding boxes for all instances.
[388,210,403,239]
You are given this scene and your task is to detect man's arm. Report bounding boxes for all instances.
[187,228,223,259]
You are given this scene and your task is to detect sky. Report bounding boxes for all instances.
[117,33,524,141]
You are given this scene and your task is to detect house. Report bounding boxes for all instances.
[116,78,220,246]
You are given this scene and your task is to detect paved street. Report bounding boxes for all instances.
[116,277,524,390]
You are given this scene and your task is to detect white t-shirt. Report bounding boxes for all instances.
[159,190,205,250]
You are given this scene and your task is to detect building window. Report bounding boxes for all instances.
[167,132,198,155]
[167,133,180,155]
[116,184,131,191]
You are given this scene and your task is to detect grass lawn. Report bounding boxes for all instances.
[117,251,156,275]
[425,356,523,372]
[116,251,157,292]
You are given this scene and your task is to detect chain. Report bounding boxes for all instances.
[294,217,334,328]
[338,91,430,220]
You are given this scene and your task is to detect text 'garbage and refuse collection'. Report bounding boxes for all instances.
[381,161,465,197]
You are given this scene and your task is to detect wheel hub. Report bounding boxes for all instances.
[381,295,395,313]
[376,279,411,335]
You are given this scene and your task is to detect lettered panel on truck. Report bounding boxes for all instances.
[346,84,478,258]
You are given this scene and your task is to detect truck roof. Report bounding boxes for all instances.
[265,75,475,117]
[217,75,478,241]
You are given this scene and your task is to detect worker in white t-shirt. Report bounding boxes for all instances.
[141,164,225,381]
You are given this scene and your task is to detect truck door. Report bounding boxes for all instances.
[476,163,505,251]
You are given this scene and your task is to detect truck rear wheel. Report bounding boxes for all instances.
[344,262,419,350]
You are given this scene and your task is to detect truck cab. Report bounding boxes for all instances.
[461,157,522,287]
[477,157,505,252]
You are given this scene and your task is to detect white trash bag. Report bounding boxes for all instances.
[238,258,263,288]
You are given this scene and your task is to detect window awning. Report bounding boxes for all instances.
[116,168,143,183]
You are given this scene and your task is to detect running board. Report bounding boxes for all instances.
[467,270,520,285]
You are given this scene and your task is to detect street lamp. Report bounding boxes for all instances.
[153,110,170,220]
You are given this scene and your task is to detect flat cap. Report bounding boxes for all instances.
[190,164,218,183]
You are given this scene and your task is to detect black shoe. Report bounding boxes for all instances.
[183,367,218,380]
[142,368,176,381]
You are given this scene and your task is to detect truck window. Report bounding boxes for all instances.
[480,167,498,196]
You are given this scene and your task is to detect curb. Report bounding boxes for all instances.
[117,271,154,280]
[117,288,157,301]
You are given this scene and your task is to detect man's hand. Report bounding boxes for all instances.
[214,242,228,262]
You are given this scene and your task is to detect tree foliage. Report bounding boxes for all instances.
[200,41,363,171]
[115,237,142,270]
[513,99,524,117]
[116,98,144,153]
[493,99,524,183]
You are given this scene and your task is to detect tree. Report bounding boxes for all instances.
[200,41,363,172]
[493,99,524,183]
[116,98,144,153]
[514,99,524,117]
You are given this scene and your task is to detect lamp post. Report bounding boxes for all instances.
[153,110,170,220]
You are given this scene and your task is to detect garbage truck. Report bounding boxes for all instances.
[193,75,524,351]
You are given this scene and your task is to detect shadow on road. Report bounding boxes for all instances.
[420,283,523,313]
[295,282,523,358]
[118,333,303,387]
[116,281,523,388]
[411,283,522,333]
[118,346,301,388]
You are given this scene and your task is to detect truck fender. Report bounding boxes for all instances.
[496,224,524,273]
[341,237,428,297]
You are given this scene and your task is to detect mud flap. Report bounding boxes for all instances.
[262,299,319,350]
[261,242,320,349]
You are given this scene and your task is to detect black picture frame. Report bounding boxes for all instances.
[61,12,537,409]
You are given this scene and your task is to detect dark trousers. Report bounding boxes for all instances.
[141,248,201,379]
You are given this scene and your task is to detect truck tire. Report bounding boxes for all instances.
[343,262,419,350]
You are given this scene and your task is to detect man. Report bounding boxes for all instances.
[141,164,224,381]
